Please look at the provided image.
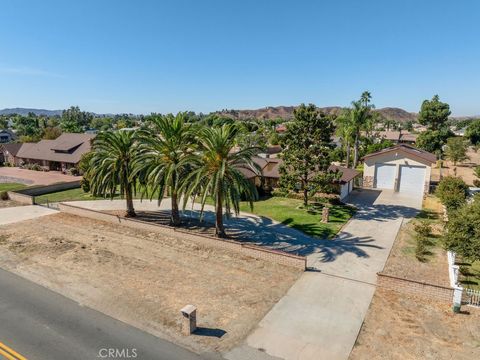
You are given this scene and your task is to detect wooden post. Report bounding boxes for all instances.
[180,305,197,335]
[321,207,329,223]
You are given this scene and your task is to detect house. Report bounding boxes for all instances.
[238,157,360,200]
[238,156,281,191]
[4,133,95,171]
[362,144,436,198]
[374,130,417,144]
[328,165,361,200]
[258,145,282,159]
[0,143,23,165]
[0,129,16,143]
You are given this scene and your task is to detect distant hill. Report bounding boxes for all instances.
[0,108,63,116]
[217,106,418,123]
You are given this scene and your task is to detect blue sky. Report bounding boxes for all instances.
[1,0,479,115]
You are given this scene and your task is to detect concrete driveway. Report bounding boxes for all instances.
[0,167,81,185]
[0,205,58,225]
[226,189,421,360]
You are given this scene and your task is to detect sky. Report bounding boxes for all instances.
[1,0,479,116]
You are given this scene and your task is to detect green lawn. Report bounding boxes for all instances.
[0,183,28,192]
[204,196,355,239]
[34,188,109,204]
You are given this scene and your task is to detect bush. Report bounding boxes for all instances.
[67,167,79,176]
[80,178,90,193]
[414,221,432,237]
[415,235,429,262]
[435,176,469,211]
[0,191,9,201]
[474,179,480,188]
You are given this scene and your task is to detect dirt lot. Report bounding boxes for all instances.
[0,199,25,208]
[431,147,480,185]
[380,196,449,286]
[351,196,480,359]
[350,288,480,360]
[0,213,301,354]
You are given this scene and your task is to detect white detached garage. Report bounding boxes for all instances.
[362,144,436,198]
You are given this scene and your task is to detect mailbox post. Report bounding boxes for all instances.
[180,305,197,335]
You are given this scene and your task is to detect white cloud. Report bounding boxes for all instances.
[0,65,65,78]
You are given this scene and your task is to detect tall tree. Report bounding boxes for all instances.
[133,113,194,226]
[335,111,354,167]
[360,91,372,107]
[182,124,259,237]
[350,100,373,168]
[88,130,138,217]
[418,95,451,131]
[61,106,93,133]
[279,104,336,206]
[465,119,480,146]
[445,137,469,166]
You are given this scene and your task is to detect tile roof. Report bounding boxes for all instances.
[362,144,436,164]
[16,133,95,164]
[328,165,361,183]
[0,142,23,156]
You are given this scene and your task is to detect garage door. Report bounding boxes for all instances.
[399,165,426,195]
[375,163,396,189]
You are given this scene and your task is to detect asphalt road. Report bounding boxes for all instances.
[0,268,211,360]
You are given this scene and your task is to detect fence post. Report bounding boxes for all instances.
[453,286,463,313]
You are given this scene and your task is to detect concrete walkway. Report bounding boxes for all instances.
[0,205,58,225]
[226,189,421,360]
[0,167,81,185]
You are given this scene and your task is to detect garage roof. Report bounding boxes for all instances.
[362,144,436,164]
[328,165,361,183]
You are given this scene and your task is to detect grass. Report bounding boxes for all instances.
[458,261,480,291]
[202,196,355,239]
[34,188,111,204]
[0,183,28,192]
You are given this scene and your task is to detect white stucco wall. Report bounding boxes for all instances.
[363,150,432,194]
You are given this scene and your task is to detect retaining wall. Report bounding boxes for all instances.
[377,272,454,303]
[58,203,306,270]
[6,181,81,205]
[7,191,35,205]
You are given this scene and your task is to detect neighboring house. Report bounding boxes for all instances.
[7,133,95,171]
[0,143,23,165]
[239,157,360,200]
[362,144,436,198]
[374,130,417,144]
[328,165,361,200]
[258,145,282,159]
[239,156,281,191]
[0,129,16,143]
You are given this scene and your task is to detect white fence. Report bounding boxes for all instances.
[447,250,480,308]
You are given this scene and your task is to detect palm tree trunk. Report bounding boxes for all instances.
[125,186,136,217]
[353,132,359,169]
[215,191,226,238]
[345,141,351,168]
[171,190,180,226]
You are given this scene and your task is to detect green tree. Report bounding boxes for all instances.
[418,95,451,131]
[445,137,469,166]
[43,126,62,140]
[13,113,42,140]
[88,131,138,217]
[350,99,374,168]
[465,119,480,145]
[279,104,336,206]
[61,106,92,133]
[133,113,194,226]
[335,111,354,167]
[443,197,480,262]
[435,176,469,212]
[182,124,259,237]
[416,128,453,154]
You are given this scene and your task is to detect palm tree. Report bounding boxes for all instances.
[335,112,354,168]
[350,100,371,169]
[182,124,260,238]
[88,130,138,217]
[133,113,194,226]
[360,91,372,107]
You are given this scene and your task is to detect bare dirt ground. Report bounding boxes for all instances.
[351,196,480,359]
[0,199,25,208]
[350,288,480,360]
[380,197,449,286]
[0,213,301,354]
[431,147,480,185]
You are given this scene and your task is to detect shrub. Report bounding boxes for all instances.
[80,178,90,193]
[435,176,469,211]
[67,167,79,176]
[415,235,429,262]
[0,191,9,201]
[414,221,432,237]
[474,179,480,188]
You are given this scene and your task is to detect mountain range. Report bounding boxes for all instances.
[0,106,477,123]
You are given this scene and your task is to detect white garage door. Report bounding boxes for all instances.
[375,163,396,189]
[340,183,349,199]
[399,165,426,195]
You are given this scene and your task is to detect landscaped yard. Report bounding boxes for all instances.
[0,182,28,192]
[199,196,355,239]
[34,188,114,204]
